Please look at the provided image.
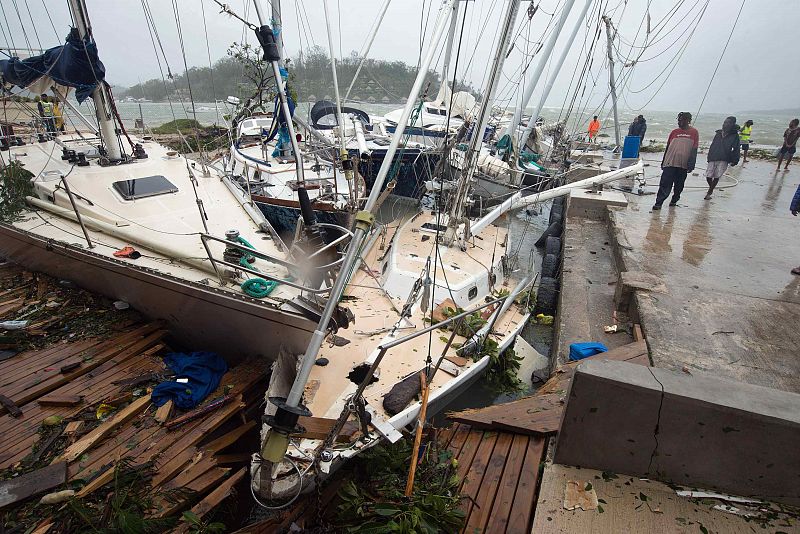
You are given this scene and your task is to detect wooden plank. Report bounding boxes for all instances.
[202,420,256,453]
[633,324,644,342]
[214,453,251,465]
[178,467,246,526]
[458,431,498,524]
[489,394,565,436]
[0,462,66,509]
[505,436,546,534]
[484,434,530,533]
[64,421,84,443]
[154,400,173,424]
[454,429,484,487]
[56,395,151,463]
[464,431,514,532]
[59,362,81,373]
[37,395,83,407]
[160,452,217,491]
[151,447,199,488]
[0,394,22,417]
[294,416,359,442]
[155,466,231,518]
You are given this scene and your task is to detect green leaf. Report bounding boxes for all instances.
[639,492,648,502]
[584,482,593,491]
[373,506,401,516]
[597,504,604,514]
[699,524,708,534]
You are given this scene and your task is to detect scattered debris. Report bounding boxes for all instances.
[563,479,599,511]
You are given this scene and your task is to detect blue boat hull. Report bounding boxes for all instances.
[356,148,440,199]
[254,199,351,236]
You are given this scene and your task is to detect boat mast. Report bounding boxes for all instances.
[321,0,356,203]
[602,15,621,150]
[518,0,592,152]
[269,0,284,61]
[499,0,576,144]
[259,0,458,463]
[252,0,304,182]
[66,0,122,161]
[439,0,461,101]
[444,0,521,245]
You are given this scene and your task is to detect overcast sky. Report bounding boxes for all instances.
[4,0,798,114]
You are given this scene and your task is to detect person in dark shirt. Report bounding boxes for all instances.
[628,115,647,141]
[704,116,740,199]
[778,119,800,171]
[653,112,699,210]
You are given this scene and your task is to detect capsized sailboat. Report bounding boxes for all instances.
[0,0,353,361]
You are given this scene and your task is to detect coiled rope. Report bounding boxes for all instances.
[237,236,279,298]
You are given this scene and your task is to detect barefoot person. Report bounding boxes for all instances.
[653,112,699,210]
[739,120,753,163]
[704,116,740,199]
[777,119,800,171]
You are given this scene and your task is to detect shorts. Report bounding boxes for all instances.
[705,160,728,180]
[740,143,749,151]
[780,145,797,156]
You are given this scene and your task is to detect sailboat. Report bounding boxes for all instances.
[0,0,352,362]
[248,0,645,502]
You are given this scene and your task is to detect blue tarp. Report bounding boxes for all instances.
[569,342,608,361]
[0,29,105,103]
[151,352,228,410]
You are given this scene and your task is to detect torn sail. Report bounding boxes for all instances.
[0,29,105,103]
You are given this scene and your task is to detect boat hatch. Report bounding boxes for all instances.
[112,175,179,200]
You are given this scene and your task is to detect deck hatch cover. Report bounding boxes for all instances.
[112,175,178,200]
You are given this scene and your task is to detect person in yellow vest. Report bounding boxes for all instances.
[39,95,55,134]
[588,115,601,140]
[52,98,64,133]
[739,120,753,163]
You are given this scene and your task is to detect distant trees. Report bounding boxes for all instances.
[120,45,477,104]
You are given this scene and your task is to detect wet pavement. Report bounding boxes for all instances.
[612,156,800,393]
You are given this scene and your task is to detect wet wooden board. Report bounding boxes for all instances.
[0,462,66,509]
[440,424,547,534]
[448,393,565,436]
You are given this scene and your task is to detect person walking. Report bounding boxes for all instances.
[704,116,740,199]
[790,183,800,274]
[628,115,647,141]
[653,112,699,210]
[777,119,800,171]
[588,115,600,140]
[739,120,753,163]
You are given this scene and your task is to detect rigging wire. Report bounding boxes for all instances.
[694,0,746,120]
[41,0,60,40]
[9,0,32,51]
[0,2,18,53]
[22,0,43,51]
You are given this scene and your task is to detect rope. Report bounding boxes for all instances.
[236,236,279,298]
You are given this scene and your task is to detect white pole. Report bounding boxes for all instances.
[470,161,643,236]
[439,0,461,103]
[269,0,284,61]
[519,0,592,151]
[603,15,622,150]
[446,0,521,240]
[500,0,576,142]
[67,0,122,160]
[343,0,393,102]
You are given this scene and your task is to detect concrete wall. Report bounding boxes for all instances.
[554,359,800,506]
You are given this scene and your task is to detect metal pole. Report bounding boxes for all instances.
[343,0,393,102]
[138,103,145,134]
[67,0,122,160]
[439,0,460,100]
[321,0,355,203]
[283,0,457,408]
[60,175,94,249]
[603,15,621,150]
[269,0,284,61]
[519,0,592,151]
[446,0,521,242]
[500,0,577,142]
[252,1,305,183]
[50,86,99,135]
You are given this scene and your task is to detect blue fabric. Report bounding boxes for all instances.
[569,342,609,361]
[622,136,641,159]
[791,184,800,213]
[151,352,228,410]
[0,29,105,103]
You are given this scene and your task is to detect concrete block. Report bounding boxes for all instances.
[554,360,800,506]
[613,270,666,312]
[567,189,628,221]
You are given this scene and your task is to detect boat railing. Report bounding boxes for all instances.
[320,294,511,450]
[199,227,353,295]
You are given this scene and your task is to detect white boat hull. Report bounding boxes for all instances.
[0,223,315,362]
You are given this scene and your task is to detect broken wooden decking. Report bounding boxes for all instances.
[437,423,547,534]
[448,339,649,437]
